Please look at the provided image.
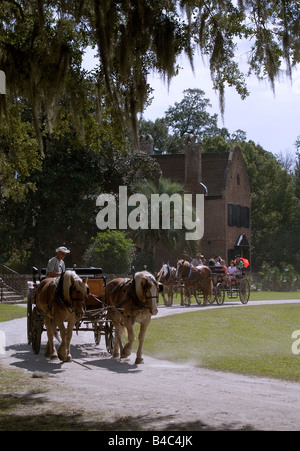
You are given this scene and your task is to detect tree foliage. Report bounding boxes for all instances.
[0,103,160,270]
[164,88,219,138]
[239,140,300,270]
[83,230,135,274]
[139,88,222,153]
[0,98,41,199]
[1,0,300,154]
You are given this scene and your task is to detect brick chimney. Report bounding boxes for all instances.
[184,134,202,194]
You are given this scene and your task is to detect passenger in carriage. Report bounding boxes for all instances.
[220,259,228,275]
[227,260,238,287]
[214,256,221,266]
[228,260,238,276]
[208,258,215,268]
[210,257,226,285]
[234,254,245,274]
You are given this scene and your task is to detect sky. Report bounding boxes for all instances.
[83,48,300,159]
[143,53,300,159]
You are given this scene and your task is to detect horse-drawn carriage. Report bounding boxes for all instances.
[157,260,250,306]
[211,266,250,305]
[27,266,115,357]
[27,266,162,364]
[157,261,214,306]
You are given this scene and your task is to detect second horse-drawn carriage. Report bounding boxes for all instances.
[212,266,250,305]
[157,259,250,306]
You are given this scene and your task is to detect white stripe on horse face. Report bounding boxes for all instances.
[148,284,158,315]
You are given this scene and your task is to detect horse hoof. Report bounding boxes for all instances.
[50,354,58,360]
[135,357,144,364]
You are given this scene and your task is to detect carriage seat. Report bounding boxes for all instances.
[211,267,226,276]
[67,267,106,308]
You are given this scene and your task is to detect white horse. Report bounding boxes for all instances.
[156,263,184,306]
[36,270,89,361]
[105,271,162,364]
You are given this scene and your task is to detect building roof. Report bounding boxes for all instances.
[154,151,230,197]
[202,152,229,198]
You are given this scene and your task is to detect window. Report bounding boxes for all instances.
[227,204,250,228]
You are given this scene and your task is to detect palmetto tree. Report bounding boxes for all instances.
[131,177,198,258]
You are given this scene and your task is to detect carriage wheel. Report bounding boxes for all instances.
[215,283,225,305]
[239,278,250,304]
[105,321,115,354]
[27,292,33,345]
[31,307,43,354]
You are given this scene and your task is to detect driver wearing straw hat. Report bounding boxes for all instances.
[46,246,70,278]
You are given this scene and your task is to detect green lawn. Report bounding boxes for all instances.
[164,290,300,305]
[143,303,300,381]
[0,304,27,322]
[245,291,300,301]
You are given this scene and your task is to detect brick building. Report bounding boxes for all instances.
[139,134,251,268]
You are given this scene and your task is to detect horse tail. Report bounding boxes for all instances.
[209,277,214,296]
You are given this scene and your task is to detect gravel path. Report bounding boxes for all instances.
[1,300,300,431]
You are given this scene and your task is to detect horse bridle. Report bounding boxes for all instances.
[113,277,160,317]
[70,284,89,301]
[54,282,88,314]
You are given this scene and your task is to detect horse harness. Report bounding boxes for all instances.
[45,274,87,317]
[165,263,176,282]
[111,277,158,323]
[180,262,210,281]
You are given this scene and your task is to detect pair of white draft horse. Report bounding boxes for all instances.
[35,269,162,365]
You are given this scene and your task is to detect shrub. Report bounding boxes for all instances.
[259,262,299,291]
[83,230,135,274]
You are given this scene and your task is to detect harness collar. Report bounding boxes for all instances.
[114,277,158,314]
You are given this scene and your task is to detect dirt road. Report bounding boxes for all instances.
[1,300,300,431]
